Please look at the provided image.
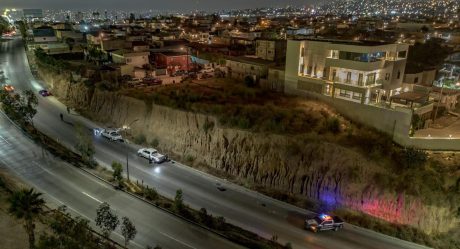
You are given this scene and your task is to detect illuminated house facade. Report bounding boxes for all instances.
[285,38,409,104]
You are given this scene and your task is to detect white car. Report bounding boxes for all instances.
[100,129,123,141]
[200,68,214,74]
[137,148,167,163]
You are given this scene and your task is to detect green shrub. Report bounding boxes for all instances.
[237,117,251,129]
[203,118,215,133]
[198,208,214,228]
[174,189,184,212]
[143,186,159,201]
[134,134,147,145]
[326,117,341,134]
[393,147,427,170]
[150,138,159,147]
[0,177,5,189]
[244,76,255,88]
[185,155,195,163]
[111,161,123,183]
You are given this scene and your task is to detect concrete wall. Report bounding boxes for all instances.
[405,138,460,151]
[290,89,412,140]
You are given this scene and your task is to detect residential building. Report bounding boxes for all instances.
[255,39,287,62]
[264,66,285,92]
[226,56,274,82]
[285,38,409,104]
[111,49,150,68]
[32,27,57,43]
[55,29,84,42]
[403,69,436,87]
[154,52,191,74]
[132,41,150,52]
[431,88,460,111]
[286,27,314,36]
[101,39,127,52]
[23,9,43,20]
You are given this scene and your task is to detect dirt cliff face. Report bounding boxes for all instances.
[37,66,458,235]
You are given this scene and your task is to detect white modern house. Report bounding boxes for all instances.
[284,38,409,104]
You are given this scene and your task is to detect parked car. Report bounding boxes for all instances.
[305,214,344,232]
[200,68,214,74]
[38,89,52,97]
[142,77,162,85]
[100,129,123,141]
[173,70,187,77]
[2,84,14,92]
[137,148,167,163]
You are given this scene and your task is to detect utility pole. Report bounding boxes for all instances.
[433,80,445,124]
[124,119,139,181]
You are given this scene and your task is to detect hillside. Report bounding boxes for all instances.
[37,63,460,248]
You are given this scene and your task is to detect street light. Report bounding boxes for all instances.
[181,47,190,73]
[124,118,139,181]
[433,80,445,124]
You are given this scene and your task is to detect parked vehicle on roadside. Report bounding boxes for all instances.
[99,129,123,141]
[200,68,214,74]
[173,70,187,77]
[305,214,344,233]
[2,84,14,92]
[38,89,52,97]
[142,77,162,85]
[137,148,167,163]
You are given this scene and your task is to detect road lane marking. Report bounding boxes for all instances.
[160,231,197,249]
[0,135,11,145]
[82,191,103,203]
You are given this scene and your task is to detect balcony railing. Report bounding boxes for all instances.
[331,77,383,87]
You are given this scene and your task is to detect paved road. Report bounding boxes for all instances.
[1,38,432,249]
[0,112,243,249]
[0,39,243,249]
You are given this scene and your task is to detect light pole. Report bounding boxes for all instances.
[124,118,139,181]
[433,80,445,124]
[181,46,190,74]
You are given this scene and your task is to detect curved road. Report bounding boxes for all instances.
[1,37,431,249]
[0,39,242,249]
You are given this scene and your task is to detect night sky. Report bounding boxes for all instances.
[1,0,319,11]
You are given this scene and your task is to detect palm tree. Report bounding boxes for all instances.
[8,188,45,249]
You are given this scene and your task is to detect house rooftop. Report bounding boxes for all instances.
[226,56,274,66]
[112,49,150,56]
[391,91,428,103]
[292,37,394,46]
[33,27,55,37]
[158,51,188,57]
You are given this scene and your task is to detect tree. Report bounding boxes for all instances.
[120,217,137,247]
[198,208,213,227]
[21,90,38,126]
[37,207,99,249]
[244,75,255,88]
[16,20,28,39]
[65,37,76,51]
[0,89,38,127]
[8,188,45,249]
[129,13,136,24]
[111,161,123,183]
[95,202,119,238]
[174,189,184,211]
[326,117,341,134]
[87,47,103,63]
[406,38,451,72]
[0,16,9,35]
[74,123,96,167]
[395,147,427,170]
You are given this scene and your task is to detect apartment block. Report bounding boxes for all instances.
[285,38,409,104]
[255,39,287,62]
